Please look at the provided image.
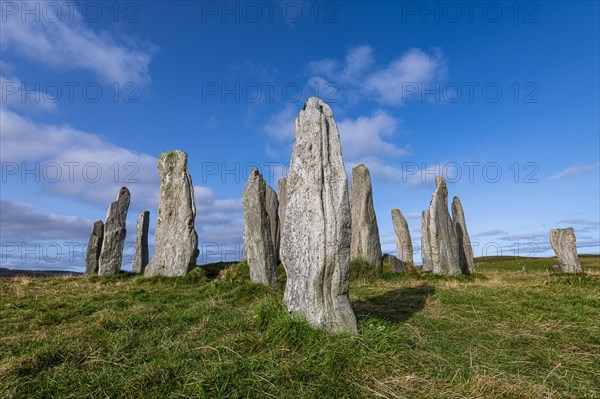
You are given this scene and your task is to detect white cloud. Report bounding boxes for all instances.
[549,162,600,181]
[0,108,159,207]
[337,112,409,160]
[1,6,156,85]
[1,75,57,112]
[0,200,92,239]
[263,104,296,142]
[365,48,446,105]
[308,45,447,105]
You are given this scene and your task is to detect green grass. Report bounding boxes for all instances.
[1,256,599,398]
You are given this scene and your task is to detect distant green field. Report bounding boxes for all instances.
[1,256,599,398]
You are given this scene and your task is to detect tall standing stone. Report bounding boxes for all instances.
[278,178,287,237]
[85,220,104,275]
[452,197,475,274]
[132,211,150,274]
[265,185,280,264]
[391,209,414,267]
[550,228,582,273]
[145,150,198,277]
[98,187,130,276]
[350,164,382,272]
[428,177,461,275]
[421,210,432,271]
[281,97,357,334]
[242,168,278,286]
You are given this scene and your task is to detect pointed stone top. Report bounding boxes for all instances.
[117,186,130,199]
[452,196,461,206]
[391,208,404,217]
[248,167,261,179]
[353,163,368,172]
[159,150,188,169]
[301,97,333,116]
[435,176,446,188]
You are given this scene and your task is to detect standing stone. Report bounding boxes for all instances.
[428,177,461,275]
[452,197,475,274]
[421,210,432,271]
[278,178,287,236]
[85,221,104,275]
[145,150,198,277]
[281,97,357,334]
[265,185,280,264]
[550,228,582,273]
[382,254,408,273]
[391,209,414,267]
[350,164,382,273]
[242,168,278,286]
[98,187,130,276]
[132,211,150,274]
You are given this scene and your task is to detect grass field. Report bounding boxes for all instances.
[1,256,599,398]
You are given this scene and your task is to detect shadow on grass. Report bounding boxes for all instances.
[353,284,434,324]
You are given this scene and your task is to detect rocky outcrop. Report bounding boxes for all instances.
[265,185,280,264]
[132,211,150,274]
[428,177,461,275]
[421,210,432,271]
[391,209,414,267]
[550,228,582,273]
[85,220,104,275]
[145,150,198,277]
[451,197,475,274]
[350,164,382,273]
[280,97,357,334]
[98,187,130,276]
[242,168,278,286]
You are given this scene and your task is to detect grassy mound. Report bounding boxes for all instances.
[1,256,598,398]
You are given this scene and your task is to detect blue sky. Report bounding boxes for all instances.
[1,0,599,271]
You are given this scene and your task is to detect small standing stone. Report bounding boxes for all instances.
[281,97,357,334]
[242,168,278,286]
[452,197,475,274]
[382,253,408,273]
[132,211,150,274]
[350,164,382,272]
[550,228,582,273]
[421,210,432,271]
[428,177,461,275]
[145,150,199,277]
[98,187,130,276]
[265,185,280,264]
[391,209,414,267]
[278,178,287,239]
[85,220,104,275]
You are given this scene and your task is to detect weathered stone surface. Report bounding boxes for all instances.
[85,221,104,275]
[350,164,382,273]
[132,211,150,274]
[550,228,582,273]
[265,185,280,264]
[278,178,287,237]
[242,168,278,286]
[452,197,475,274]
[428,177,461,275]
[145,150,198,277]
[391,209,414,267]
[382,253,408,273]
[421,210,432,271]
[281,97,357,334]
[98,187,130,276]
